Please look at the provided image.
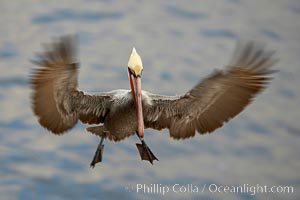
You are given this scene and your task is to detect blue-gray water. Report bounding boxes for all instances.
[0,0,299,199]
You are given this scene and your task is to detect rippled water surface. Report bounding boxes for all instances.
[0,0,299,199]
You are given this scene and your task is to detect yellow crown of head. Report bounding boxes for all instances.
[128,47,143,76]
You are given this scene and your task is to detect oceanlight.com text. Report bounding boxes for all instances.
[125,183,294,196]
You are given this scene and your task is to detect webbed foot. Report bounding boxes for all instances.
[136,140,158,164]
[90,137,105,168]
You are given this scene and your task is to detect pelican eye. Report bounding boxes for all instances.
[128,67,136,77]
[138,69,143,77]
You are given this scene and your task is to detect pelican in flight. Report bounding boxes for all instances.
[31,36,276,167]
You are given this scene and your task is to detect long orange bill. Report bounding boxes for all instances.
[128,69,136,103]
[134,76,144,139]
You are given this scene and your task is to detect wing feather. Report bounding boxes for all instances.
[144,41,277,139]
[31,35,112,134]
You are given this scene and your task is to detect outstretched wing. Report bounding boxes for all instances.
[144,41,277,139]
[31,35,113,134]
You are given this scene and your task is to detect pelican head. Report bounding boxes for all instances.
[127,47,145,139]
[128,47,143,77]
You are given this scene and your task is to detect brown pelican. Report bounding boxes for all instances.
[31,36,277,167]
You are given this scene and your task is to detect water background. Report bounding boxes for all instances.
[0,0,299,199]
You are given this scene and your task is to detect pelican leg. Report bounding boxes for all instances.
[136,132,158,164]
[90,136,105,168]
